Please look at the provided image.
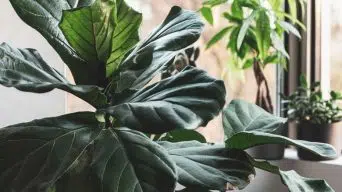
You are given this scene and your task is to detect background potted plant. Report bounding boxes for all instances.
[0,0,338,191]
[200,0,306,159]
[282,74,342,160]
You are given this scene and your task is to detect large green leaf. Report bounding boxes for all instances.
[255,9,271,59]
[159,141,255,191]
[115,6,204,92]
[287,0,298,24]
[102,67,226,134]
[251,158,335,192]
[237,11,257,49]
[223,99,287,139]
[231,0,243,19]
[206,27,232,49]
[106,1,142,78]
[227,27,240,53]
[9,0,98,85]
[200,7,214,25]
[223,100,338,159]
[0,43,107,108]
[278,21,301,38]
[271,31,290,58]
[0,112,100,191]
[59,0,142,78]
[90,128,177,192]
[0,113,177,192]
[226,131,338,159]
[203,0,229,7]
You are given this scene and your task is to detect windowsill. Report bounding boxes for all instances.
[284,148,342,166]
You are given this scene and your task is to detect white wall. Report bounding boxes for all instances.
[0,1,66,127]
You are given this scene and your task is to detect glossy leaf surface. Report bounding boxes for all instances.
[226,131,338,159]
[0,43,107,108]
[251,158,335,192]
[255,10,271,59]
[200,7,214,25]
[103,67,226,133]
[159,141,255,191]
[115,6,204,92]
[223,99,287,139]
[9,0,97,85]
[0,113,177,192]
[59,0,142,77]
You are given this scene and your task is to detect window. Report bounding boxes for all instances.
[330,2,342,94]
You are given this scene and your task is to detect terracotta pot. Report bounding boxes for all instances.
[297,121,342,160]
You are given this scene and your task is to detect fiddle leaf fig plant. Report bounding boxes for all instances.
[0,1,337,192]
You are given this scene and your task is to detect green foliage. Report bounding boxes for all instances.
[0,1,335,192]
[9,0,100,85]
[255,9,272,60]
[223,99,287,139]
[200,7,214,25]
[159,141,255,191]
[206,27,232,49]
[0,43,107,108]
[0,2,223,191]
[250,158,335,192]
[227,131,337,159]
[201,0,305,70]
[282,74,342,124]
[114,7,204,92]
[101,67,225,133]
[59,0,142,78]
[0,113,177,191]
[223,99,337,191]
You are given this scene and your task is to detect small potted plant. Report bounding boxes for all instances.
[282,74,342,160]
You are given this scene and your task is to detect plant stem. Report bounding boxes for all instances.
[253,59,274,113]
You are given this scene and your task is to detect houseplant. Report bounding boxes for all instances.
[201,0,306,113]
[200,0,306,159]
[282,74,342,160]
[0,0,337,191]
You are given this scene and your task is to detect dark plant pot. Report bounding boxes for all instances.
[297,121,342,161]
[246,144,285,160]
[246,128,287,160]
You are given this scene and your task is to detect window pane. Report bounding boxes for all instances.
[330,2,342,94]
